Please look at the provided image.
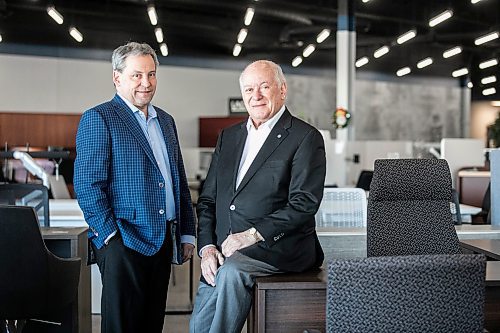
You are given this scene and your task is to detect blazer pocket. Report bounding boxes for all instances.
[262,160,286,168]
[114,207,136,222]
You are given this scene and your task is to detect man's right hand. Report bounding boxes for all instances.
[200,246,225,286]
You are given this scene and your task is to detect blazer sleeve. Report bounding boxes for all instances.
[74,109,118,247]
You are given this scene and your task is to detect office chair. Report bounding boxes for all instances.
[0,184,50,226]
[315,188,367,228]
[472,182,491,224]
[0,205,81,333]
[355,170,373,191]
[325,254,486,333]
[367,159,461,257]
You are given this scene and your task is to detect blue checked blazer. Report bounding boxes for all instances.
[74,94,195,263]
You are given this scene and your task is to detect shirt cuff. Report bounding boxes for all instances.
[181,234,195,246]
[104,230,117,245]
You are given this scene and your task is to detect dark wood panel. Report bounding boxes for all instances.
[0,112,81,148]
[199,116,246,147]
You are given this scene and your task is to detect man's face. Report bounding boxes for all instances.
[113,54,157,112]
[240,63,287,127]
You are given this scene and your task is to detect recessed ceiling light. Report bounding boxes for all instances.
[471,0,484,4]
[417,57,433,69]
[292,56,303,67]
[0,34,2,43]
[355,57,369,68]
[69,27,83,43]
[47,6,64,25]
[316,29,330,44]
[244,8,255,26]
[154,28,164,43]
[237,29,248,44]
[396,30,417,45]
[373,46,389,58]
[160,43,168,56]
[468,82,474,88]
[475,32,499,45]
[481,76,497,85]
[396,67,411,77]
[452,68,468,77]
[483,87,496,96]
[443,46,462,58]
[147,5,158,26]
[429,9,453,27]
[232,44,242,57]
[302,44,316,58]
[479,59,498,69]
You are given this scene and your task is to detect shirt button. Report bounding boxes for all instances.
[159,209,165,215]
[229,205,235,211]
[159,182,164,188]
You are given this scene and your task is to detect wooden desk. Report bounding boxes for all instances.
[460,239,500,260]
[249,262,500,333]
[22,227,91,333]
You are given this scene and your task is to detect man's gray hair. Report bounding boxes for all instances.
[112,42,159,72]
[239,60,286,90]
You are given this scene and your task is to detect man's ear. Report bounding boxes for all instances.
[112,70,120,87]
[280,82,288,100]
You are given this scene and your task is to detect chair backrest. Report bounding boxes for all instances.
[327,254,486,333]
[367,159,461,256]
[0,183,50,226]
[355,170,373,191]
[316,188,367,228]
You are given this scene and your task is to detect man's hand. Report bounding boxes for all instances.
[221,230,257,258]
[182,243,195,263]
[200,247,225,286]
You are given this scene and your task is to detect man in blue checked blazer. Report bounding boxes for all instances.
[74,42,195,333]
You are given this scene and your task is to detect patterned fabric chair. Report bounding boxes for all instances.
[367,158,461,257]
[326,254,486,333]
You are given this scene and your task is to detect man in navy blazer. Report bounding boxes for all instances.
[74,42,195,333]
[190,60,326,333]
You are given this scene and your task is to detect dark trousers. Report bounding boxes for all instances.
[92,230,173,333]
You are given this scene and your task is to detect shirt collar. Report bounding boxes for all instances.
[117,92,157,119]
[246,105,286,131]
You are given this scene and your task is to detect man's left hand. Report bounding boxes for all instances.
[221,231,256,257]
[182,243,195,263]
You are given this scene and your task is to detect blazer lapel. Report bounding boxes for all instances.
[156,110,180,189]
[111,94,157,165]
[230,122,248,192]
[235,109,292,195]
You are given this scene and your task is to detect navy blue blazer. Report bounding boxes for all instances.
[74,94,195,263]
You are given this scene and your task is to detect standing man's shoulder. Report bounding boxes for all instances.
[83,96,121,118]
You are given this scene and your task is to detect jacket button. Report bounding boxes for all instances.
[159,209,165,215]
[159,182,164,188]
[229,205,235,211]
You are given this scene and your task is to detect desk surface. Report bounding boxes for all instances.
[461,239,500,261]
[41,226,88,239]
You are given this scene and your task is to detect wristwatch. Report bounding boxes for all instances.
[248,227,261,242]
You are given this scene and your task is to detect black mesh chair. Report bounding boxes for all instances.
[472,182,491,224]
[0,205,80,333]
[326,254,486,333]
[355,170,373,191]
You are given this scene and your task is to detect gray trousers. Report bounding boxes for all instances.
[189,251,281,333]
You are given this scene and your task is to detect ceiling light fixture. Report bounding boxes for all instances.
[0,34,2,43]
[160,43,168,56]
[292,56,303,67]
[244,8,255,26]
[47,6,64,25]
[362,0,371,2]
[69,27,83,42]
[396,67,411,77]
[373,46,389,58]
[396,30,417,44]
[147,5,158,26]
[237,28,248,44]
[479,58,498,69]
[471,0,484,4]
[154,28,164,43]
[355,57,369,68]
[452,67,468,77]
[233,44,242,57]
[429,9,453,27]
[474,31,499,45]
[417,57,433,69]
[302,44,316,58]
[316,29,330,43]
[483,87,496,96]
[481,76,497,85]
[443,46,462,58]
[468,82,474,88]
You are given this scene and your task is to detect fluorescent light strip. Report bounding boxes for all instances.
[468,82,474,88]
[160,43,168,56]
[0,34,2,43]
[362,0,371,2]
[154,28,164,43]
[355,57,369,68]
[396,67,411,77]
[292,56,303,67]
[316,29,330,43]
[47,6,64,25]
[237,28,248,44]
[483,87,496,96]
[452,68,468,77]
[302,44,316,58]
[429,9,453,27]
[471,0,483,4]
[479,59,498,69]
[147,5,158,26]
[233,44,242,57]
[69,27,83,42]
[397,30,417,44]
[443,46,462,58]
[475,31,499,45]
[244,8,255,26]
[481,76,497,85]
[417,57,433,69]
[373,46,389,58]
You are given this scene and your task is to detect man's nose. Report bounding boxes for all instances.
[141,76,151,87]
[252,88,262,99]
